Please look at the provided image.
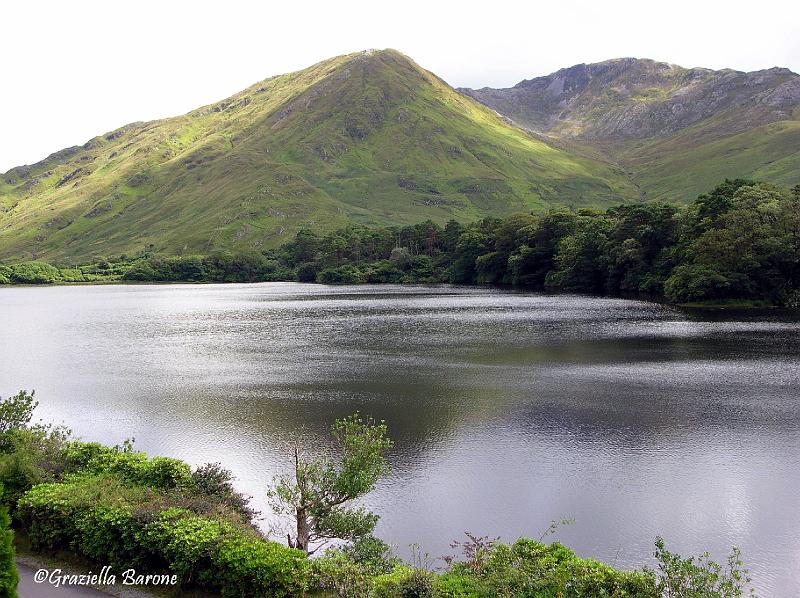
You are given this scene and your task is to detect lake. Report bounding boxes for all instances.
[1,283,798,595]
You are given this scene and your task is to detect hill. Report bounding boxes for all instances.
[461,58,800,201]
[0,50,636,262]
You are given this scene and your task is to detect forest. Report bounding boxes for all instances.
[3,180,799,307]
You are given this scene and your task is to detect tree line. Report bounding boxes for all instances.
[3,180,799,307]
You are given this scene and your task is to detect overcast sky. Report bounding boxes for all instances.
[2,0,798,172]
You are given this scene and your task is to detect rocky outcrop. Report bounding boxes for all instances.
[461,58,800,141]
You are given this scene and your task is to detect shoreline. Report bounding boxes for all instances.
[0,279,794,311]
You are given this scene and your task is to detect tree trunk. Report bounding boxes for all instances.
[295,507,311,553]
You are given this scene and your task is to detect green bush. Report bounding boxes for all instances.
[58,268,86,282]
[0,486,17,598]
[371,566,413,598]
[317,264,366,284]
[340,535,399,575]
[0,391,37,435]
[434,573,485,598]
[0,426,70,509]
[63,441,192,489]
[398,569,436,598]
[17,475,309,597]
[7,262,62,284]
[448,538,658,597]
[652,536,755,598]
[191,462,254,519]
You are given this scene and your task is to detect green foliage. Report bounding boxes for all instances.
[0,486,17,598]
[652,537,756,598]
[122,252,290,283]
[0,397,758,598]
[312,550,377,598]
[1,50,635,264]
[2,262,62,284]
[4,179,796,307]
[441,537,658,597]
[63,441,192,489]
[664,182,798,304]
[397,569,436,598]
[17,474,309,597]
[340,535,399,575]
[0,419,71,510]
[317,265,366,284]
[191,462,255,519]
[267,413,393,553]
[264,180,797,306]
[0,391,38,434]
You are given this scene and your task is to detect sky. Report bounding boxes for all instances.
[2,0,799,172]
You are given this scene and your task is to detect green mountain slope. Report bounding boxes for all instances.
[0,50,637,262]
[462,58,800,201]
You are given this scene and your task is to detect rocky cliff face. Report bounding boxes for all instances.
[461,58,800,200]
[461,58,800,141]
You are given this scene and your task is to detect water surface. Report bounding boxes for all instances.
[1,284,798,595]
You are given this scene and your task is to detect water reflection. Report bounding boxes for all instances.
[0,283,798,595]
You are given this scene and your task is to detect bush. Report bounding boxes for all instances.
[7,262,61,284]
[0,486,17,598]
[398,569,436,598]
[447,538,657,597]
[0,426,70,509]
[63,441,192,489]
[58,268,86,282]
[17,475,309,597]
[664,264,731,303]
[312,551,376,598]
[652,536,755,598]
[434,573,485,598]
[296,262,318,282]
[340,535,399,575]
[317,265,366,284]
[371,566,414,598]
[0,391,37,434]
[191,462,255,520]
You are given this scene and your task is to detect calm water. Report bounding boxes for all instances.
[1,283,799,595]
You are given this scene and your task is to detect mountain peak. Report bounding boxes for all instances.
[0,49,635,262]
[462,56,799,139]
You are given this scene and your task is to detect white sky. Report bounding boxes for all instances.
[2,0,799,172]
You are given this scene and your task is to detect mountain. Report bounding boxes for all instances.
[461,58,800,200]
[0,50,636,262]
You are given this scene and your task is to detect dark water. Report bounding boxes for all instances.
[1,283,798,596]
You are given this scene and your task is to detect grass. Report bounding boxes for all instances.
[623,120,800,202]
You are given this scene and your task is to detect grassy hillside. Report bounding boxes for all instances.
[0,50,637,263]
[624,120,800,201]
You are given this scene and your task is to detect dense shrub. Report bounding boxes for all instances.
[442,538,658,598]
[17,475,309,597]
[317,264,366,284]
[312,551,377,598]
[191,462,255,520]
[122,253,291,283]
[0,486,17,598]
[63,441,192,489]
[0,424,70,510]
[5,262,62,284]
[0,391,37,435]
